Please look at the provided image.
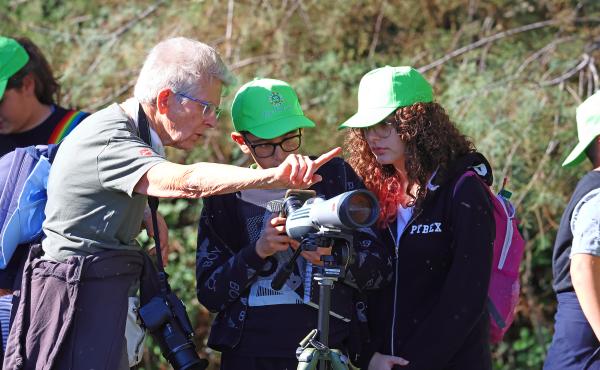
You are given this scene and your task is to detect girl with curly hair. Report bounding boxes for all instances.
[341,66,495,370]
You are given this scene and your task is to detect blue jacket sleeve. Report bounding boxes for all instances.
[195,194,267,313]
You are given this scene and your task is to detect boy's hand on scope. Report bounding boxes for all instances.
[256,215,298,259]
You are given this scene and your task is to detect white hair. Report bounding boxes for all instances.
[134,37,234,103]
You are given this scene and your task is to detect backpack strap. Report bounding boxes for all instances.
[446,169,495,248]
[452,170,494,198]
[452,171,470,197]
[47,144,60,163]
[0,149,31,228]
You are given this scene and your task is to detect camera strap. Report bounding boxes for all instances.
[136,105,208,370]
[138,103,169,296]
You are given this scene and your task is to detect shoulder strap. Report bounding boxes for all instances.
[452,170,494,198]
[0,149,31,227]
[138,104,169,296]
[447,170,494,237]
[45,144,61,163]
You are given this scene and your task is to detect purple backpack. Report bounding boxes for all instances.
[454,171,525,343]
[0,145,59,268]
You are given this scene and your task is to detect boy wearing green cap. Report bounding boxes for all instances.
[196,78,390,369]
[545,91,600,370]
[341,66,495,369]
[0,36,88,156]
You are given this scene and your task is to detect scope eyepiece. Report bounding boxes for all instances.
[282,195,305,217]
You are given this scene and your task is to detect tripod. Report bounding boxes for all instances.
[295,255,350,370]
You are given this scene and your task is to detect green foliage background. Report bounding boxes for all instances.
[2,0,600,368]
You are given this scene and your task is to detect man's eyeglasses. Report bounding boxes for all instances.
[175,92,222,119]
[242,132,302,158]
[356,121,397,138]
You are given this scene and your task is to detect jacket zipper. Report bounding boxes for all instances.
[389,208,422,356]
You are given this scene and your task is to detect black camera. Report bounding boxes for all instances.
[139,291,208,370]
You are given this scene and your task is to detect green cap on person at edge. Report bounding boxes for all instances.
[562,91,600,167]
[339,66,433,129]
[231,78,315,139]
[0,36,29,99]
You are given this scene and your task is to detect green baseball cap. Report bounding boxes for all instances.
[0,37,29,99]
[339,66,433,128]
[562,91,600,167]
[231,78,315,139]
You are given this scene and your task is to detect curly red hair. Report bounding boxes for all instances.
[345,102,474,228]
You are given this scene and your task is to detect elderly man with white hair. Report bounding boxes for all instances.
[2,37,339,370]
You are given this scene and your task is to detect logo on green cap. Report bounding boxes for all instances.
[269,91,284,106]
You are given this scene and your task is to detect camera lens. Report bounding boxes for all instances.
[346,191,377,226]
[169,342,206,370]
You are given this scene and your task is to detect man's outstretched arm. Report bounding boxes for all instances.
[134,148,341,198]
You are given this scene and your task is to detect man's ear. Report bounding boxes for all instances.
[231,132,251,154]
[156,88,172,115]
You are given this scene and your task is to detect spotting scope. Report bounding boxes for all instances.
[282,189,379,240]
[269,189,379,291]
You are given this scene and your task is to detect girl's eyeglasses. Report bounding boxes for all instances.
[354,121,396,138]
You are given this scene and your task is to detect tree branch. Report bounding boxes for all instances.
[225,0,235,60]
[418,19,559,73]
[515,36,575,76]
[109,0,167,40]
[368,0,386,62]
[88,79,136,110]
[540,53,591,87]
[588,58,599,93]
[229,54,285,70]
[514,113,560,210]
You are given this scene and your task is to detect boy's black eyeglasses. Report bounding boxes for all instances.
[242,132,302,158]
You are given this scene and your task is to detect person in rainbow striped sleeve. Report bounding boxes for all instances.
[0,35,90,358]
[0,36,89,157]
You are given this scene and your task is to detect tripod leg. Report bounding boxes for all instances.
[328,351,349,370]
[297,348,320,370]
